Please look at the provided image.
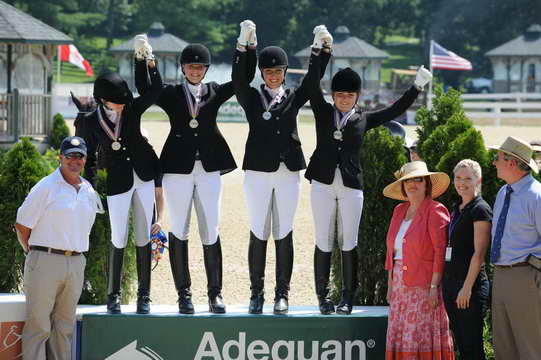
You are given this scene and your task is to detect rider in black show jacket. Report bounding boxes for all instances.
[76,64,162,315]
[135,52,256,175]
[77,69,162,196]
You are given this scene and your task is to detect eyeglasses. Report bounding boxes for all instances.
[492,152,511,162]
[65,153,85,159]
[404,177,424,183]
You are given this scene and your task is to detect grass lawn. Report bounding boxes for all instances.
[380,35,425,84]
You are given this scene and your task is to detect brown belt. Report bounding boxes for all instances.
[29,245,81,256]
[494,262,528,268]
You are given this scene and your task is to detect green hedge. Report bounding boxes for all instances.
[0,138,53,292]
[0,139,136,305]
[49,113,71,150]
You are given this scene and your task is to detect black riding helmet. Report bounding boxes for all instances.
[93,72,133,105]
[331,68,361,93]
[258,46,288,81]
[180,44,211,67]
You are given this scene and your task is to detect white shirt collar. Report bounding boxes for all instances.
[102,105,120,125]
[187,82,206,100]
[264,85,284,98]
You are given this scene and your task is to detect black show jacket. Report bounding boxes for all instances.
[135,51,256,175]
[305,52,420,190]
[76,66,162,196]
[232,49,330,172]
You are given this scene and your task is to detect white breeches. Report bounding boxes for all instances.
[163,161,221,245]
[244,163,300,241]
[107,172,155,249]
[310,169,364,253]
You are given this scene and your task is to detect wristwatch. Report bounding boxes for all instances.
[430,284,438,289]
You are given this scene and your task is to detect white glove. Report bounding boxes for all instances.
[321,30,333,48]
[238,20,255,46]
[312,25,331,49]
[249,27,257,47]
[414,65,433,88]
[134,34,154,60]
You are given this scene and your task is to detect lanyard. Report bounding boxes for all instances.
[97,105,121,141]
[182,82,206,119]
[333,108,356,130]
[259,87,285,112]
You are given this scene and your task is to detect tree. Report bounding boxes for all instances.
[0,138,53,292]
[416,85,501,208]
[49,113,71,150]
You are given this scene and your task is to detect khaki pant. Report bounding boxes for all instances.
[22,251,86,360]
[492,265,541,360]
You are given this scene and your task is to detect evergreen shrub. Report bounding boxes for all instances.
[49,113,70,150]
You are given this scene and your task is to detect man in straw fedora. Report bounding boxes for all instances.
[489,136,541,360]
[382,161,455,359]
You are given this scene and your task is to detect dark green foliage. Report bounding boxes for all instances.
[0,138,53,292]
[42,148,60,169]
[330,127,408,304]
[49,113,70,150]
[79,169,137,305]
[416,85,502,209]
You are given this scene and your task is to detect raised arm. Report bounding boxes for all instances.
[232,20,257,110]
[132,61,163,117]
[294,25,333,108]
[365,66,432,130]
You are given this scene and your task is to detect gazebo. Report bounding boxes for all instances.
[486,24,541,93]
[110,22,188,91]
[295,26,389,91]
[0,0,72,144]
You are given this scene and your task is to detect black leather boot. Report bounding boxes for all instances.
[107,245,124,314]
[136,243,152,314]
[248,232,268,314]
[203,237,226,314]
[314,246,335,315]
[336,248,358,315]
[169,233,194,314]
[274,232,293,315]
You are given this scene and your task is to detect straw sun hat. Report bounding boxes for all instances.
[383,161,450,201]
[489,136,539,174]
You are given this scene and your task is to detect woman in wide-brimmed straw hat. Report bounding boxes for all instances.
[382,161,455,360]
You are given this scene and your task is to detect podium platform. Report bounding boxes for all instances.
[82,305,389,360]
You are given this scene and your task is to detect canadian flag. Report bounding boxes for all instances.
[58,44,94,76]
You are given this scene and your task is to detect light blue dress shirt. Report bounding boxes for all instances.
[491,174,541,265]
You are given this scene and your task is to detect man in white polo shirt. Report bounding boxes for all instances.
[15,136,102,360]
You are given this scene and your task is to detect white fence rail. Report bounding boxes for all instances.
[460,93,541,125]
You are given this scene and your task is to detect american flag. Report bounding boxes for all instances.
[431,41,472,71]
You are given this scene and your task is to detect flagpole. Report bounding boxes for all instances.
[57,46,61,84]
[428,40,434,110]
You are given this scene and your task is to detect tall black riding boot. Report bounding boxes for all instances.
[248,232,268,314]
[274,231,294,314]
[169,233,194,314]
[203,237,226,314]
[107,245,124,314]
[336,248,358,315]
[136,242,152,314]
[314,246,335,315]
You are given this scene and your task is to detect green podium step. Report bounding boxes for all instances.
[81,305,389,360]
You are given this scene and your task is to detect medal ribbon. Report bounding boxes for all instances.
[182,82,206,119]
[97,105,122,141]
[333,107,356,130]
[259,87,285,113]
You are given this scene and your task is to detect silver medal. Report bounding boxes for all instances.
[262,111,272,120]
[333,130,343,141]
[189,119,199,128]
[111,141,121,151]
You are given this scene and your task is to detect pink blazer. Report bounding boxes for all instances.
[385,197,450,287]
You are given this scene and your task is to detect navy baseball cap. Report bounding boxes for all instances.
[60,136,87,156]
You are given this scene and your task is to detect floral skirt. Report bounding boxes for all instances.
[386,260,455,360]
